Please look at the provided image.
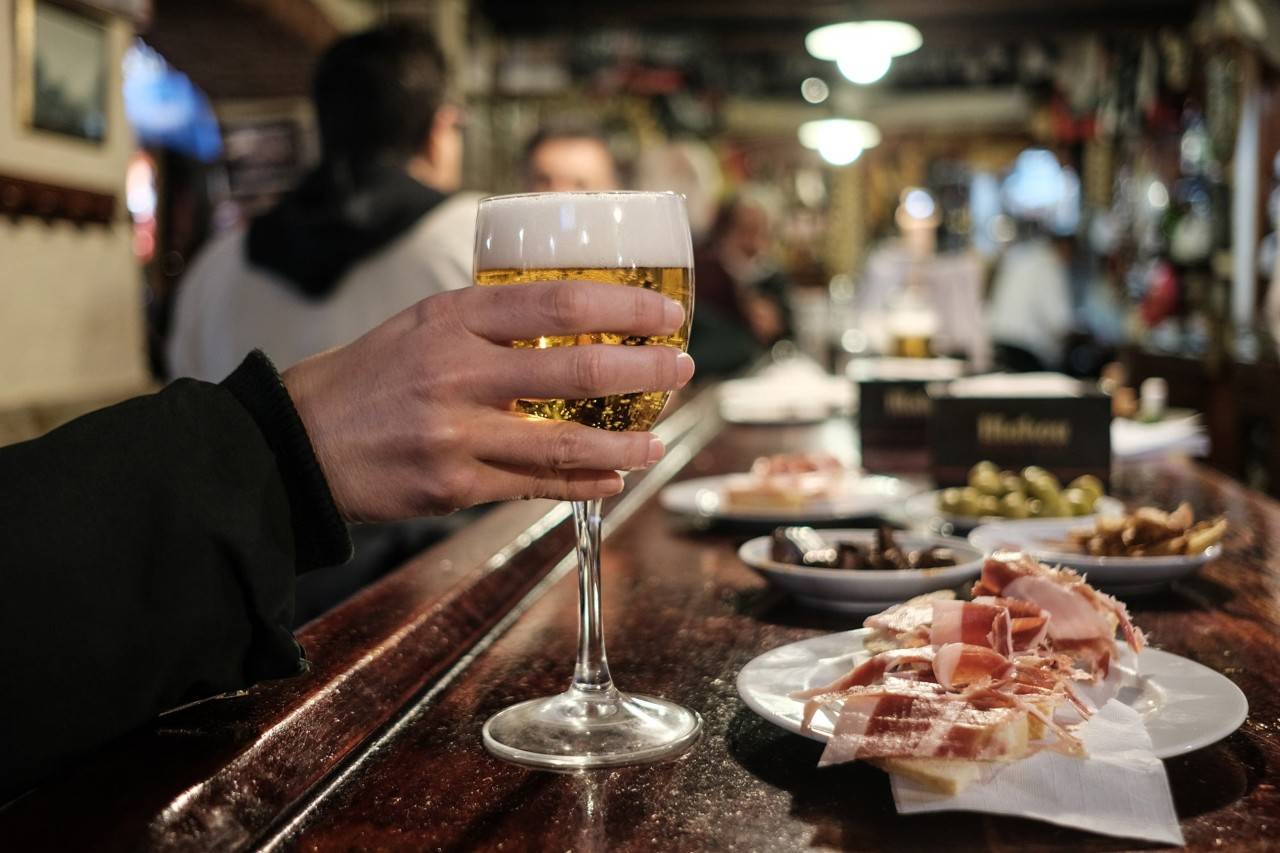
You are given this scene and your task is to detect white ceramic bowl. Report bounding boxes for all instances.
[737,529,983,613]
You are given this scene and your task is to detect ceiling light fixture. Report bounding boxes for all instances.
[798,118,882,166]
[805,20,922,86]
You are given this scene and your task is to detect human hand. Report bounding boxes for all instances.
[283,282,693,521]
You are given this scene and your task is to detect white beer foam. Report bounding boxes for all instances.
[475,191,693,271]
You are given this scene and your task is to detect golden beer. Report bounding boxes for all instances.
[890,332,934,359]
[474,191,695,433]
[476,266,692,431]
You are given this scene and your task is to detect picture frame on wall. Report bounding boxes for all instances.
[14,0,110,144]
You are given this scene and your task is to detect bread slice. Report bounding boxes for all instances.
[869,705,1037,794]
[870,758,989,795]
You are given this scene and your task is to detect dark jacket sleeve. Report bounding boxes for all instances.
[0,351,351,799]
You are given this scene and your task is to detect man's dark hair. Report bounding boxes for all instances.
[312,22,448,166]
[521,121,613,171]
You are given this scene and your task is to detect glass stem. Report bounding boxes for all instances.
[571,499,615,697]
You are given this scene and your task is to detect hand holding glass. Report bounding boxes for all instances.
[474,191,700,768]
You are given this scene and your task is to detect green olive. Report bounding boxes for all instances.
[1068,474,1105,501]
[955,487,981,517]
[1027,477,1062,503]
[978,495,1001,518]
[939,487,964,513]
[1021,466,1049,484]
[972,470,1004,497]
[968,461,998,485]
[1037,494,1066,517]
[1063,487,1092,516]
[999,473,1024,496]
[1026,498,1044,517]
[1000,492,1031,519]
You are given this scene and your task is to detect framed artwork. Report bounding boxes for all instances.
[14,0,110,143]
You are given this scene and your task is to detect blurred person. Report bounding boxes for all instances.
[986,222,1074,372]
[858,188,990,368]
[1,281,693,799]
[522,124,619,192]
[688,192,794,376]
[167,22,478,383]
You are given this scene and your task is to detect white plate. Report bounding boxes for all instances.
[899,490,1124,534]
[738,530,983,611]
[968,519,1222,592]
[737,629,1248,760]
[660,474,912,523]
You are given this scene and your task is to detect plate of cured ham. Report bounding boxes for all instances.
[737,553,1247,791]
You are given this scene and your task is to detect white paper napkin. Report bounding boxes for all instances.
[892,699,1184,846]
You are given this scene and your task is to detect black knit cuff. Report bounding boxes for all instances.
[221,350,353,572]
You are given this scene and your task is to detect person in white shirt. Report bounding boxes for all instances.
[168,23,480,382]
[986,226,1075,371]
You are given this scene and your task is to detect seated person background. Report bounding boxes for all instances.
[689,191,794,377]
[167,23,480,383]
[986,222,1074,372]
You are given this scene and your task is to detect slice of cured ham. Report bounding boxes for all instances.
[932,643,1013,690]
[929,600,1004,648]
[864,590,954,637]
[818,691,1030,765]
[974,553,1144,654]
[791,647,935,700]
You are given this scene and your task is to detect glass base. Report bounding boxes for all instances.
[482,687,702,769]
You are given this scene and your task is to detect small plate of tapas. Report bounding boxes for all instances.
[660,452,913,524]
[737,525,983,612]
[968,503,1227,593]
[896,461,1123,534]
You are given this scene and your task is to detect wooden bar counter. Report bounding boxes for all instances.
[3,389,1279,851]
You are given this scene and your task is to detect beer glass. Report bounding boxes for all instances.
[474,191,700,768]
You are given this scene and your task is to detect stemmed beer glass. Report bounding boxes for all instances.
[475,191,700,768]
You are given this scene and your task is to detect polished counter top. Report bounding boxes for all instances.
[3,388,1278,851]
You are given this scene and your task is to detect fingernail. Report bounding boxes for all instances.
[647,437,665,466]
[664,298,685,329]
[605,473,625,495]
[676,352,695,386]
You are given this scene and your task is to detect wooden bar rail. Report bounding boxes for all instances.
[3,391,1278,851]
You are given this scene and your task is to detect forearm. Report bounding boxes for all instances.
[0,352,349,798]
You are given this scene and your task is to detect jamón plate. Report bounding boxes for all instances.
[737,628,1248,760]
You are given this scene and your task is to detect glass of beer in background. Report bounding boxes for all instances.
[474,191,700,768]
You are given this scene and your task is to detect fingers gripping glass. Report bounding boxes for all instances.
[473,191,700,768]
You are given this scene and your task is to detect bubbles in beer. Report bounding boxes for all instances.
[475,266,692,431]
